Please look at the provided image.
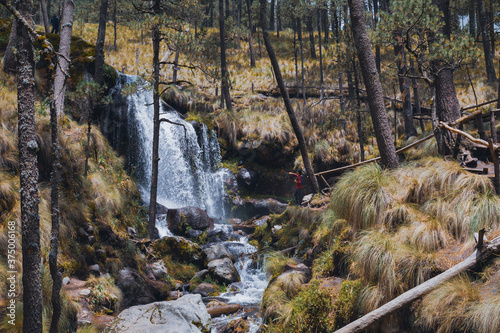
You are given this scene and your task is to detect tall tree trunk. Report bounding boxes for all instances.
[225,0,230,19]
[15,0,43,331]
[297,17,306,103]
[394,35,417,138]
[269,0,275,30]
[293,18,300,98]
[488,0,495,54]
[354,61,365,161]
[477,0,496,83]
[2,18,17,74]
[113,0,117,51]
[317,8,324,100]
[40,0,50,33]
[410,55,424,133]
[50,2,73,330]
[348,0,399,169]
[148,0,161,240]
[209,1,214,27]
[276,0,281,35]
[94,0,108,86]
[307,16,316,59]
[259,0,320,193]
[373,0,380,73]
[219,0,232,109]
[322,8,328,43]
[247,0,256,67]
[54,0,73,118]
[469,0,476,38]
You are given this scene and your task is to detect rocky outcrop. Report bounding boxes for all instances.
[145,260,168,281]
[230,197,287,220]
[207,258,240,284]
[115,267,167,309]
[153,236,207,267]
[108,294,211,333]
[167,206,214,236]
[204,243,235,263]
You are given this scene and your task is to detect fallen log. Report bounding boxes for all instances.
[334,234,500,333]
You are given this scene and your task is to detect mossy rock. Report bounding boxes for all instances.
[153,236,207,267]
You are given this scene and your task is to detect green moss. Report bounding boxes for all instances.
[333,279,362,329]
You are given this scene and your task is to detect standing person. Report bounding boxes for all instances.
[289,170,304,206]
[50,13,60,34]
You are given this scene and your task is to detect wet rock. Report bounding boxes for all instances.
[156,202,169,214]
[192,283,219,297]
[302,193,313,205]
[253,216,269,226]
[206,300,242,318]
[208,258,240,284]
[237,167,258,187]
[231,197,287,220]
[192,269,210,280]
[115,267,166,309]
[167,206,214,236]
[153,236,206,267]
[204,243,235,263]
[108,294,211,333]
[221,317,249,333]
[146,260,168,280]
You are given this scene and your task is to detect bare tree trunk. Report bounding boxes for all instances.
[348,0,399,169]
[246,0,256,67]
[488,0,495,54]
[307,16,316,59]
[94,0,108,86]
[317,8,324,100]
[225,0,230,19]
[54,0,74,118]
[2,19,17,74]
[219,0,232,109]
[148,0,161,240]
[276,0,280,35]
[477,0,496,83]
[40,0,50,33]
[14,0,43,331]
[373,0,380,73]
[113,0,117,51]
[469,0,476,38]
[269,0,275,31]
[293,18,300,98]
[409,55,424,133]
[49,2,73,332]
[172,48,179,82]
[394,35,417,138]
[297,17,306,103]
[259,0,320,193]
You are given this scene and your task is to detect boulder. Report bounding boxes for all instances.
[115,267,166,309]
[192,283,219,297]
[237,167,258,187]
[146,260,168,280]
[204,243,235,263]
[108,294,211,333]
[153,236,206,267]
[167,206,214,236]
[231,197,287,220]
[207,258,240,284]
[187,229,203,238]
[206,300,242,318]
[192,269,209,280]
[221,317,249,333]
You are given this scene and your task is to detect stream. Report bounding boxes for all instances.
[104,74,269,332]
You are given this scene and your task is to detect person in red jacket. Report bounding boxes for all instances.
[289,170,304,206]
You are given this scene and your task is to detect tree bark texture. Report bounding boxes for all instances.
[307,16,316,59]
[54,0,74,118]
[219,0,232,109]
[434,67,461,155]
[348,0,399,169]
[477,0,496,83]
[269,0,275,30]
[394,36,417,138]
[469,0,476,38]
[94,0,108,86]
[3,18,17,74]
[259,0,320,193]
[40,0,50,33]
[246,0,256,67]
[16,0,43,331]
[148,4,161,239]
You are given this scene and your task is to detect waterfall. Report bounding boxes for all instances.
[103,74,227,218]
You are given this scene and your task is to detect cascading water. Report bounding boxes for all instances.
[103,74,227,219]
[104,73,268,332]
